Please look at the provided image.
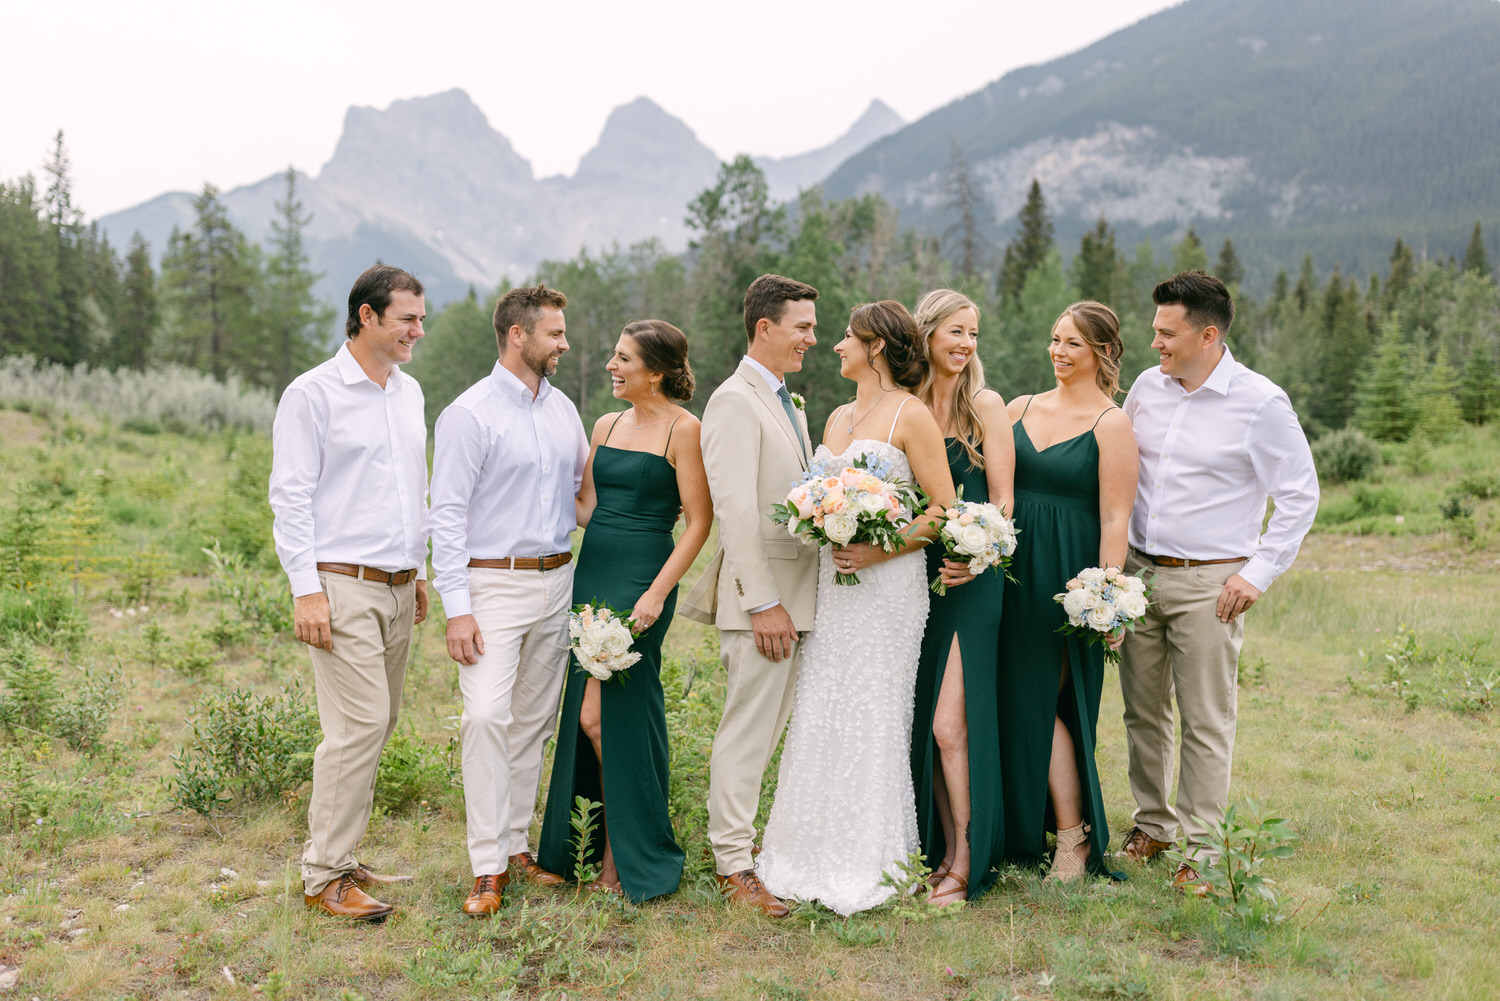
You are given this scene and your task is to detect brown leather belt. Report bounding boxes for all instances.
[468,553,573,571]
[316,562,419,585]
[1132,548,1247,569]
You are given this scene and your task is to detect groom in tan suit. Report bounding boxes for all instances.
[683,274,820,917]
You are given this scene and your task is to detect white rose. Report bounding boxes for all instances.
[1061,589,1093,620]
[856,492,887,516]
[1116,591,1147,620]
[1076,566,1107,585]
[1086,602,1117,632]
[584,660,613,681]
[600,622,633,657]
[824,512,858,545]
[578,628,606,660]
[1120,575,1148,595]
[952,523,990,556]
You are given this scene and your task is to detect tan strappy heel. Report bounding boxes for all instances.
[1046,823,1090,883]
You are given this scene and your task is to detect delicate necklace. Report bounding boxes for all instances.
[845,389,894,434]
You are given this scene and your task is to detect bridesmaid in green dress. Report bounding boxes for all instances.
[998,302,1138,882]
[910,290,1015,907]
[537,320,712,902]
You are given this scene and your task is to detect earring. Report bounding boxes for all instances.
[651,382,657,397]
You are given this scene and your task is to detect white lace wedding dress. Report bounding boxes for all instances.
[756,438,930,915]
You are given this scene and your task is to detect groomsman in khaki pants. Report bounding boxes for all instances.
[683,274,820,918]
[1117,271,1318,892]
[270,264,431,920]
[429,285,589,916]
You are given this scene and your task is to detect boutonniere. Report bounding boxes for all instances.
[790,392,805,411]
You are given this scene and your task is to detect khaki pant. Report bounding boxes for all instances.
[457,565,572,876]
[302,572,415,895]
[1118,552,1246,864]
[707,629,801,876]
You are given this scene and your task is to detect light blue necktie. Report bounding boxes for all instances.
[777,386,807,459]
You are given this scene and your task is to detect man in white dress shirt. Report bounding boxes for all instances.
[269,264,430,920]
[428,284,589,917]
[1117,270,1318,891]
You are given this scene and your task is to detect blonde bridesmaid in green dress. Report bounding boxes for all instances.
[537,320,712,901]
[910,290,1015,907]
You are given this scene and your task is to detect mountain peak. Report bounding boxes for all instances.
[573,97,720,188]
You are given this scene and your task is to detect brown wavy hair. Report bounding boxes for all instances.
[1053,300,1124,398]
[915,289,987,470]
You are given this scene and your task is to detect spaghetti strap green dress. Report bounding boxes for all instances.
[995,407,1112,875]
[537,436,685,902]
[910,438,1005,900]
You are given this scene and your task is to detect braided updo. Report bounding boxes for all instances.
[848,301,928,390]
[621,319,695,402]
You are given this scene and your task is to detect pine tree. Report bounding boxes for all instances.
[1072,216,1119,304]
[160,184,263,382]
[42,131,92,365]
[1214,239,1245,287]
[0,176,60,357]
[1293,255,1316,313]
[1171,227,1208,275]
[998,180,1053,305]
[943,140,990,283]
[1458,340,1498,424]
[113,233,157,371]
[1385,238,1415,311]
[1415,347,1462,442]
[1313,271,1371,430]
[1462,221,1491,278]
[1353,314,1417,441]
[264,169,332,394]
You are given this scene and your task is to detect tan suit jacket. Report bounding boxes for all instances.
[682,358,818,631]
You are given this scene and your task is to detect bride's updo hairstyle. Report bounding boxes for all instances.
[849,300,928,391]
[1053,301,1124,398]
[621,319,695,402]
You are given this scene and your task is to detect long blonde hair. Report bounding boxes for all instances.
[915,289,987,470]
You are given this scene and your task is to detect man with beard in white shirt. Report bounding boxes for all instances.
[429,285,589,917]
[1117,270,1318,893]
[270,264,430,921]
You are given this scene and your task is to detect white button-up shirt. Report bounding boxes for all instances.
[428,362,589,618]
[1124,347,1319,593]
[269,342,429,598]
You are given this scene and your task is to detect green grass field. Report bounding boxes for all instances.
[0,407,1497,1000]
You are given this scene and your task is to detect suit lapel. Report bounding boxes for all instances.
[736,360,808,470]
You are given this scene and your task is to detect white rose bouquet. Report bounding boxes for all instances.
[769,451,926,585]
[929,498,1019,596]
[567,602,641,681]
[1053,565,1152,662]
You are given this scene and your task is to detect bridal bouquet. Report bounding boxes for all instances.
[1054,566,1151,662]
[929,499,1019,596]
[770,452,925,585]
[568,602,640,681]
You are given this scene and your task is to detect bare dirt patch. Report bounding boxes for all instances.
[1295,532,1500,575]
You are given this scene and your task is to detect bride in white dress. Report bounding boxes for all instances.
[757,301,959,915]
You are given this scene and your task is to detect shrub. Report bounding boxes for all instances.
[1312,427,1382,484]
[0,642,60,733]
[0,645,124,753]
[168,682,321,814]
[48,665,125,753]
[0,584,86,649]
[373,725,452,814]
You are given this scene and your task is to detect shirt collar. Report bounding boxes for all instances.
[489,360,552,404]
[334,340,405,392]
[1196,345,1237,397]
[742,355,786,394]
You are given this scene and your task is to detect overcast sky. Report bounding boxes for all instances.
[4,0,1178,219]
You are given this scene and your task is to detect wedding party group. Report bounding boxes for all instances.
[267,262,1319,922]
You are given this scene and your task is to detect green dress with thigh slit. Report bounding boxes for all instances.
[910,438,1006,900]
[995,409,1113,875]
[537,438,685,902]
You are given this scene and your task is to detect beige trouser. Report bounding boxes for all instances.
[1118,551,1247,864]
[707,629,802,876]
[457,565,572,876]
[302,572,415,895]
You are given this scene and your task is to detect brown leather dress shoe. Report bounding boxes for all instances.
[351,862,414,886]
[508,851,565,886]
[1118,825,1172,863]
[462,872,509,916]
[715,869,790,918]
[1172,863,1210,896]
[304,873,394,921]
